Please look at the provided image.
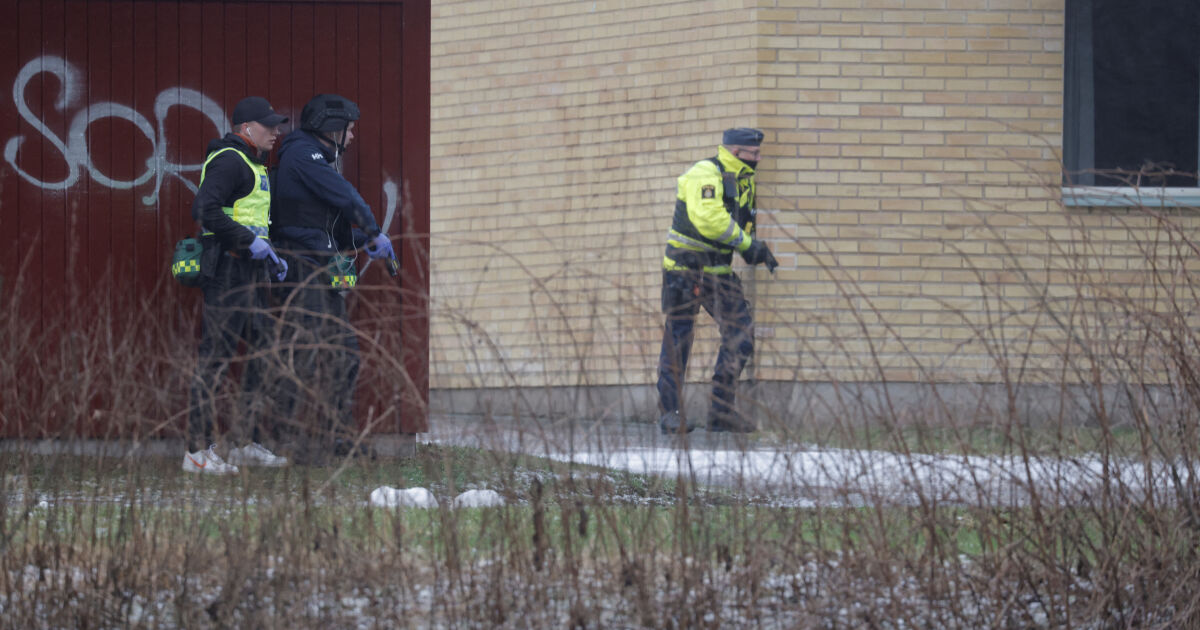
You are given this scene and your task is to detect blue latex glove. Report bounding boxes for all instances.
[268,255,288,282]
[248,236,274,260]
[365,233,395,260]
[248,237,288,281]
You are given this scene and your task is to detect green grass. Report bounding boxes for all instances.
[7,493,1167,583]
[2,445,1167,565]
[5,444,1199,627]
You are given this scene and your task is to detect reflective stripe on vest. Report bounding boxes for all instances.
[199,147,271,233]
[663,155,754,275]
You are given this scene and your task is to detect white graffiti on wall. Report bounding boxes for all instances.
[4,55,228,206]
[3,54,400,234]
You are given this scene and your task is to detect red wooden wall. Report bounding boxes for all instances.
[0,0,430,437]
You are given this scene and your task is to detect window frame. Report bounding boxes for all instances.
[1062,186,1200,208]
[1061,0,1200,208]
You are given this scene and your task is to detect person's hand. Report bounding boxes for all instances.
[365,233,395,260]
[763,247,778,273]
[268,256,288,282]
[248,237,288,281]
[742,240,778,272]
[248,236,275,260]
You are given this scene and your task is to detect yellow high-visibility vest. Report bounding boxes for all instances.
[662,145,756,275]
[199,147,271,236]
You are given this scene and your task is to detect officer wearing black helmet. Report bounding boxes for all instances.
[657,127,778,435]
[270,93,396,462]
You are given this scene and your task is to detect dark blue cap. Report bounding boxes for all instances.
[722,127,763,146]
[232,96,288,126]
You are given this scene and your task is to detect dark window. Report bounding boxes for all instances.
[1064,0,1200,187]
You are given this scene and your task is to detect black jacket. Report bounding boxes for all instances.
[270,129,380,259]
[190,134,266,252]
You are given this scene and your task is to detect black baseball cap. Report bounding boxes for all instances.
[723,127,764,146]
[231,96,288,126]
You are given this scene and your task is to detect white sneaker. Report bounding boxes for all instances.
[182,445,239,475]
[226,442,288,468]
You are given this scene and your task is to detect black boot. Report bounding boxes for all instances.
[708,410,755,433]
[333,438,374,459]
[659,410,696,434]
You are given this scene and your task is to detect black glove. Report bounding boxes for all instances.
[742,240,778,273]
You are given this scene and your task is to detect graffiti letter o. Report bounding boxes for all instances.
[67,103,157,191]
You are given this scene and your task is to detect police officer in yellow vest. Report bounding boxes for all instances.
[184,97,290,475]
[658,128,778,434]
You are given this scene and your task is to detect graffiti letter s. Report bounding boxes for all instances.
[3,55,82,190]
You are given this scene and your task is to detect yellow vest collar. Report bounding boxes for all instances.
[717,145,755,176]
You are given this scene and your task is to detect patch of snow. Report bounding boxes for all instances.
[369,486,437,509]
[453,489,504,508]
[548,445,1195,507]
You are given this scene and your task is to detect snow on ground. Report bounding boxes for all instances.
[423,416,1195,507]
[551,445,1194,506]
[367,487,505,508]
[369,486,438,508]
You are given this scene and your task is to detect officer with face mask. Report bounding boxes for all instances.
[269,94,396,463]
[657,127,778,435]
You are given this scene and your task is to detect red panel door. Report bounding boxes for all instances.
[0,0,430,438]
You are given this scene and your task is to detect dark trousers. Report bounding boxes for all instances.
[272,254,361,448]
[187,252,272,452]
[656,270,754,424]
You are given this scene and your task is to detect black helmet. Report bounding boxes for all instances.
[300,94,360,133]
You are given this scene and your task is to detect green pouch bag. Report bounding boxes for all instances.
[329,254,357,290]
[171,237,203,287]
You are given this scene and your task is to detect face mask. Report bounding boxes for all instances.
[742,159,758,169]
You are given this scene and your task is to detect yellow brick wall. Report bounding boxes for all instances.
[430,0,1198,392]
[431,0,765,389]
[752,0,1069,384]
